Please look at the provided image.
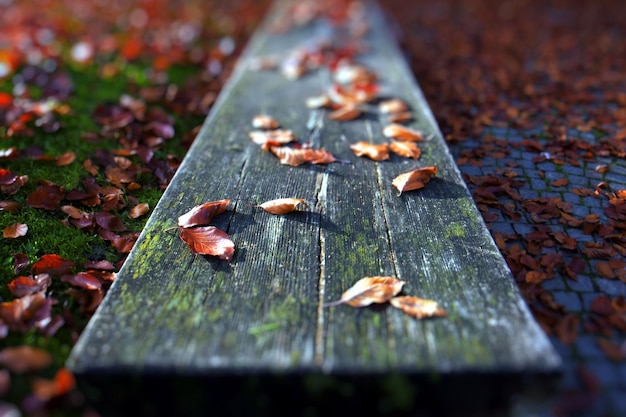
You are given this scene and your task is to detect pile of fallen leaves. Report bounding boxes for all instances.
[380,0,626,415]
[0,0,270,415]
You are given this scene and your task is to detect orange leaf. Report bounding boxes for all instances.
[129,203,150,219]
[325,276,405,307]
[249,130,296,147]
[328,104,361,121]
[270,146,338,166]
[387,111,413,123]
[32,368,75,401]
[555,314,579,345]
[56,152,76,167]
[32,254,75,276]
[179,226,235,261]
[379,98,409,114]
[551,178,569,187]
[305,94,332,109]
[178,199,230,228]
[252,115,280,130]
[350,141,389,160]
[597,338,625,361]
[0,346,53,374]
[389,296,447,319]
[392,166,437,194]
[3,222,27,238]
[390,140,421,159]
[383,123,425,141]
[259,198,308,214]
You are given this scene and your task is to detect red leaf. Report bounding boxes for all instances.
[0,292,51,333]
[26,183,64,210]
[0,200,21,214]
[0,168,17,185]
[178,199,230,228]
[179,226,235,261]
[94,212,127,232]
[12,253,30,274]
[7,274,51,297]
[61,272,102,290]
[32,254,75,276]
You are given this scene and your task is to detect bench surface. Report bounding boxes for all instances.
[67,0,560,378]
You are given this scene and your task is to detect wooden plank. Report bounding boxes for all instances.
[67,0,560,383]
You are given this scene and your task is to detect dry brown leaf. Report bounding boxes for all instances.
[387,111,413,123]
[325,276,405,307]
[3,222,28,238]
[379,98,408,114]
[390,140,421,159]
[392,166,438,194]
[179,226,235,261]
[270,146,338,166]
[555,314,580,345]
[383,123,425,141]
[350,141,389,161]
[129,203,149,219]
[0,346,53,374]
[252,115,280,130]
[259,198,308,215]
[389,296,447,319]
[551,178,569,187]
[328,104,361,121]
[305,94,332,109]
[597,338,625,361]
[178,199,230,228]
[0,200,21,214]
[56,152,76,167]
[249,130,296,148]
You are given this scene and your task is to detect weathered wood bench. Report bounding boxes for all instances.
[67,1,561,415]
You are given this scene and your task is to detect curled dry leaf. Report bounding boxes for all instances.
[383,123,425,142]
[390,140,421,159]
[252,114,280,130]
[178,199,230,228]
[259,198,308,215]
[270,146,338,166]
[328,104,361,121]
[387,111,413,123]
[249,130,296,148]
[378,98,408,114]
[179,226,235,262]
[389,296,447,319]
[0,346,53,374]
[350,141,389,161]
[129,202,150,219]
[3,222,28,238]
[325,276,405,307]
[392,166,438,194]
[56,151,76,167]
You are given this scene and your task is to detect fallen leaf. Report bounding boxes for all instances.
[0,346,53,374]
[26,183,64,210]
[180,226,235,261]
[390,140,421,159]
[387,111,413,123]
[350,141,389,160]
[305,94,331,109]
[3,222,27,238]
[7,274,51,297]
[178,199,230,228]
[325,276,405,307]
[551,178,569,187]
[383,123,425,141]
[328,104,361,121]
[392,166,438,194]
[596,338,625,361]
[270,146,338,166]
[259,198,308,214]
[249,129,296,148]
[56,151,76,167]
[252,114,280,130]
[389,296,447,319]
[31,368,75,401]
[379,98,408,114]
[129,203,150,219]
[61,272,102,290]
[32,254,75,276]
[0,201,21,214]
[556,314,580,345]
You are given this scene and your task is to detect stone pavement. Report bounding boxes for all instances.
[448,124,626,417]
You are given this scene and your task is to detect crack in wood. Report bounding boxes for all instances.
[314,171,328,368]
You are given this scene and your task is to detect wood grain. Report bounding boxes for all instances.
[68,0,561,379]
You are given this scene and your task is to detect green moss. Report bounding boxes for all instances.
[444,222,466,238]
